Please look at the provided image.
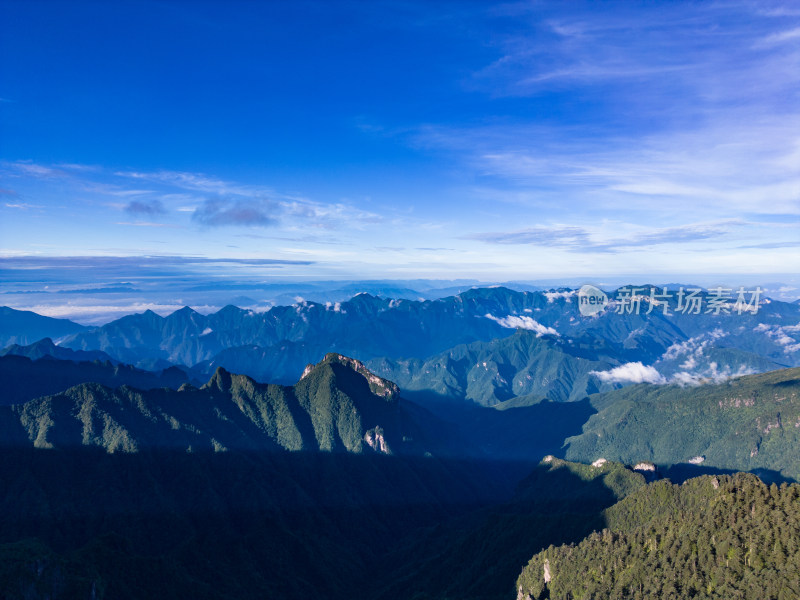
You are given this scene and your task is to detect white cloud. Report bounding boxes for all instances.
[759,27,800,46]
[485,313,559,336]
[660,329,726,362]
[754,322,800,354]
[544,290,576,302]
[671,364,756,386]
[592,362,666,384]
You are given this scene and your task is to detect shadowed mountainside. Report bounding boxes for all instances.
[0,307,86,347]
[0,354,194,407]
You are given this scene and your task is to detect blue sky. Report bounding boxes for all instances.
[1,0,799,284]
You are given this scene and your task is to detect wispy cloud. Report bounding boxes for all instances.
[414,1,800,237]
[0,255,315,269]
[758,26,800,46]
[116,221,175,228]
[738,241,800,249]
[116,169,262,198]
[3,161,62,178]
[471,3,800,109]
[465,221,741,253]
[465,225,589,246]
[420,117,800,217]
[4,202,41,210]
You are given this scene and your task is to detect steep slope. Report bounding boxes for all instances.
[517,473,800,600]
[564,366,800,481]
[0,307,87,347]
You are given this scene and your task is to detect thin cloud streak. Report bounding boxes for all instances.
[465,221,744,253]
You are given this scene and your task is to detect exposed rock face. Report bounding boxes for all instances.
[302,353,400,401]
[592,458,607,468]
[300,363,315,380]
[543,558,552,584]
[634,462,656,471]
[517,586,533,600]
[364,426,391,454]
[688,455,705,465]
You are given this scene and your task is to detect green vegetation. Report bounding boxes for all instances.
[564,367,800,481]
[4,344,800,598]
[1,353,430,456]
[368,329,615,406]
[517,473,800,600]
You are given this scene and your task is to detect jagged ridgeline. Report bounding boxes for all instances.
[517,473,800,600]
[6,285,796,393]
[0,353,436,456]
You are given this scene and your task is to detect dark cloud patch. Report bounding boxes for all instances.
[125,198,166,215]
[193,197,279,227]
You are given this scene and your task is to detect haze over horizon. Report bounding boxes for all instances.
[2,1,799,319]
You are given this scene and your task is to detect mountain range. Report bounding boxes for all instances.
[3,286,799,406]
[2,284,800,598]
[0,353,443,457]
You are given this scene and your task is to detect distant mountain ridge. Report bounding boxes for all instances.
[0,306,86,347]
[3,285,800,408]
[0,354,194,407]
[1,336,117,363]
